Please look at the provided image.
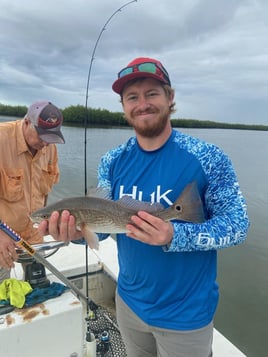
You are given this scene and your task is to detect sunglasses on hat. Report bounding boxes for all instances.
[118,62,171,85]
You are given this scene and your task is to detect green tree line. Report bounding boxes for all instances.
[0,103,267,131]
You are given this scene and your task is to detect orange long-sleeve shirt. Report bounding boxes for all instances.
[0,120,59,243]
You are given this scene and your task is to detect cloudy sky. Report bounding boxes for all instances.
[1,0,267,124]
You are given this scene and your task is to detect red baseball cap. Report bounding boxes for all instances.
[112,57,171,94]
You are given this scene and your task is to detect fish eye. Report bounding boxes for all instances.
[175,205,182,212]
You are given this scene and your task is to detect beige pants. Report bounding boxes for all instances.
[116,292,213,357]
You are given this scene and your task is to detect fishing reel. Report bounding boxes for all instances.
[16,240,67,263]
[24,260,50,288]
[16,241,68,288]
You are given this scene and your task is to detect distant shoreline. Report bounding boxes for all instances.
[0,106,267,132]
[62,122,268,131]
[2,115,267,132]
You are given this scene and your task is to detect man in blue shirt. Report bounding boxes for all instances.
[40,57,249,357]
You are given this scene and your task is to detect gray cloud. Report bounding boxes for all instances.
[0,0,267,124]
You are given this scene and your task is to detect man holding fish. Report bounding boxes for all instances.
[38,58,249,357]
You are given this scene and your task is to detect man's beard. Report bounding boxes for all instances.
[125,109,170,138]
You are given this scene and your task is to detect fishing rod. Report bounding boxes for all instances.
[0,220,119,332]
[82,0,137,319]
[83,0,137,196]
[0,220,90,305]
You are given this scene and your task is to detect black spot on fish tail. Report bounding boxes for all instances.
[174,182,205,223]
[175,204,182,212]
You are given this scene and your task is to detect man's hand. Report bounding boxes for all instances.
[0,232,18,269]
[126,211,174,246]
[38,210,83,242]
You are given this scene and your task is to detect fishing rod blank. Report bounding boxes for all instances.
[0,220,119,331]
[0,220,91,305]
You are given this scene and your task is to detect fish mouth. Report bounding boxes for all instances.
[29,215,43,225]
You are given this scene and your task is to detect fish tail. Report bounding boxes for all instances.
[173,182,205,223]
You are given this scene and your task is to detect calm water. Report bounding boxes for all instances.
[1,117,267,357]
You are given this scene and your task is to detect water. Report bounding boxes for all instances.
[1,117,267,357]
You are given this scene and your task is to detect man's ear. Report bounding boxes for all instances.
[24,117,31,126]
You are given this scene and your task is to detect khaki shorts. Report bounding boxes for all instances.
[116,292,213,357]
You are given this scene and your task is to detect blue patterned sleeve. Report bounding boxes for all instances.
[167,141,250,252]
[96,148,120,242]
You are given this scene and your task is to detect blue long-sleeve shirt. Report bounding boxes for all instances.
[96,129,249,330]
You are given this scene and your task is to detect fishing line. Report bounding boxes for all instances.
[82,0,137,318]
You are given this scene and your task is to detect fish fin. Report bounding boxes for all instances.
[80,223,99,250]
[117,196,164,212]
[86,187,112,200]
[174,182,205,223]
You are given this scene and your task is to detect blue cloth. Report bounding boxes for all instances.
[24,282,68,307]
[96,129,249,330]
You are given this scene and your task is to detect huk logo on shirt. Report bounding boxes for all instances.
[119,185,173,206]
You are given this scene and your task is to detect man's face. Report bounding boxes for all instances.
[121,78,174,138]
[24,119,49,151]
